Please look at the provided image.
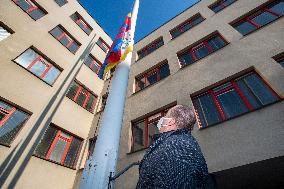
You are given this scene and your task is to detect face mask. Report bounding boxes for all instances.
[157,117,174,130]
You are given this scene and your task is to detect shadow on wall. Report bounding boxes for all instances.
[0,35,97,189]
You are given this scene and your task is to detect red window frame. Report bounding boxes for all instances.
[137,38,164,60]
[178,33,227,67]
[131,106,174,152]
[45,130,74,165]
[192,71,282,128]
[97,38,109,53]
[85,55,102,74]
[57,32,74,49]
[232,0,283,35]
[0,106,16,127]
[209,0,237,12]
[135,62,169,92]
[13,0,39,13]
[72,13,92,35]
[68,82,97,112]
[170,14,204,38]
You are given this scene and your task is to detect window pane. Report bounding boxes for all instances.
[90,63,100,73]
[211,4,223,13]
[217,89,248,119]
[146,72,158,85]
[0,101,13,110]
[50,26,63,38]
[68,42,79,53]
[55,0,67,7]
[171,29,181,38]
[66,82,79,100]
[132,120,145,151]
[34,126,57,157]
[64,137,82,167]
[199,94,221,126]
[0,112,6,122]
[208,36,226,51]
[28,9,45,20]
[236,80,261,109]
[84,56,93,67]
[148,121,159,146]
[193,98,207,128]
[180,52,195,66]
[85,94,96,112]
[159,63,170,79]
[0,110,29,145]
[192,16,204,25]
[0,26,11,41]
[49,138,68,163]
[244,74,278,105]
[224,0,236,7]
[15,48,38,68]
[194,44,210,59]
[16,0,33,11]
[136,77,145,91]
[76,89,88,107]
[278,59,284,67]
[30,60,48,77]
[59,35,71,47]
[42,66,60,85]
[234,21,257,35]
[251,11,278,26]
[269,1,284,15]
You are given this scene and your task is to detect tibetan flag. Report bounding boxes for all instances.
[98,13,133,79]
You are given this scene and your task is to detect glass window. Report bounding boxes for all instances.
[193,44,210,59]
[180,52,195,66]
[50,26,80,54]
[0,26,11,41]
[208,36,226,51]
[192,72,280,128]
[13,0,46,20]
[251,11,278,26]
[132,120,145,152]
[0,100,29,146]
[97,38,109,53]
[232,0,283,36]
[148,120,159,145]
[14,48,61,85]
[135,62,170,92]
[277,58,284,67]
[55,0,67,7]
[268,1,284,15]
[209,0,237,13]
[137,38,164,59]
[66,81,97,112]
[34,125,82,168]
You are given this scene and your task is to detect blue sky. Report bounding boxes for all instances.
[79,0,199,42]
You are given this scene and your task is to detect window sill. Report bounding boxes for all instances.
[32,155,77,170]
[0,143,11,148]
[199,99,283,130]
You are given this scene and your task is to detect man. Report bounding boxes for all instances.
[136,105,210,189]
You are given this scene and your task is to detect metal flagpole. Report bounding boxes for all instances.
[79,0,140,188]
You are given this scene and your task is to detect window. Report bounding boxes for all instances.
[50,25,81,54]
[87,136,96,159]
[131,104,175,152]
[12,0,46,20]
[274,54,284,68]
[0,100,29,146]
[54,0,67,7]
[170,14,205,39]
[231,0,284,36]
[14,48,61,85]
[135,62,170,92]
[71,12,93,35]
[209,0,237,13]
[34,125,82,168]
[0,23,13,42]
[66,81,97,112]
[137,37,164,60]
[96,38,109,53]
[178,33,227,67]
[192,71,281,128]
[84,55,101,74]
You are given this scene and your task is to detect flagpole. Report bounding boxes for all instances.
[79,0,139,188]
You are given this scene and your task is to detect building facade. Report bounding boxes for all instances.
[116,0,284,188]
[0,0,112,189]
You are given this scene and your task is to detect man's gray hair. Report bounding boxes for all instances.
[165,105,196,130]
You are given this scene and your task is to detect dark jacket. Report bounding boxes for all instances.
[136,128,209,189]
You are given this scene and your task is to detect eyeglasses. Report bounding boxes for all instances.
[157,117,174,130]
